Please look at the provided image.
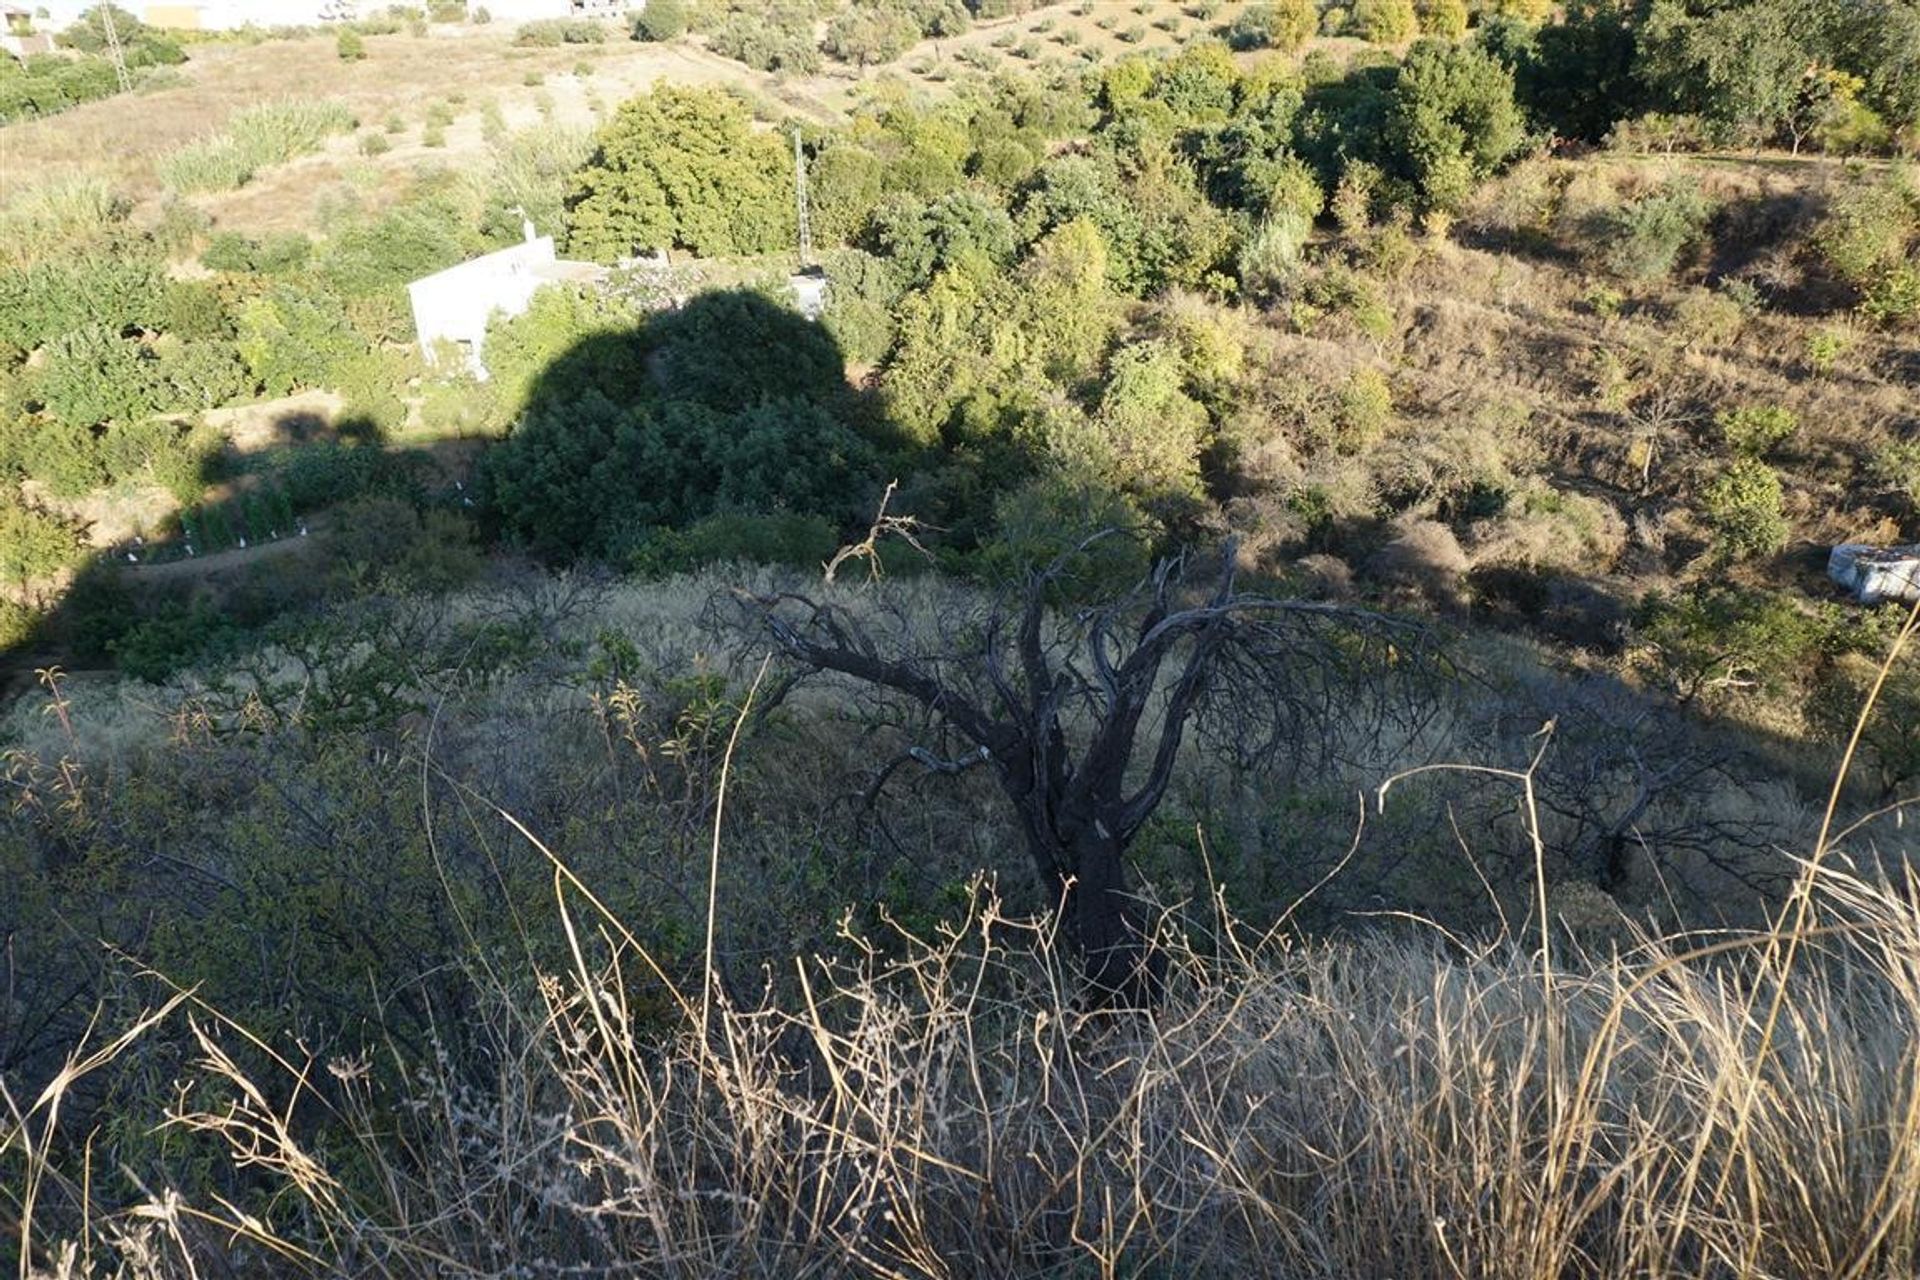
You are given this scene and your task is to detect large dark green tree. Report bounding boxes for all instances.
[1384,38,1528,210]
[1637,0,1815,144]
[565,86,795,261]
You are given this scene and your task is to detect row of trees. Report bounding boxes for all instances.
[1489,0,1920,152]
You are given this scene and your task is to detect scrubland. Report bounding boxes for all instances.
[9,0,1920,1274]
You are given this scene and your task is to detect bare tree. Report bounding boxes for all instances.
[736,539,1434,1005]
[1466,675,1792,909]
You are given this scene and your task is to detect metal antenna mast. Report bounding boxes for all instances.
[99,4,133,94]
[793,127,812,269]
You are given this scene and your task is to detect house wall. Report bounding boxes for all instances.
[0,28,52,57]
[142,4,204,29]
[408,237,558,379]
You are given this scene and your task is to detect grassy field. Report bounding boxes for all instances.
[0,3,1340,237]
[0,24,836,233]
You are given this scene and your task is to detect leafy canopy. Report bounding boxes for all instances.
[565,85,795,261]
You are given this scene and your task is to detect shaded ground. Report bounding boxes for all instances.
[124,516,325,582]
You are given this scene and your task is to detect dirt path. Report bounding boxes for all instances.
[125,524,322,582]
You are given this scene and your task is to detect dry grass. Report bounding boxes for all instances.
[0,3,1353,238]
[0,28,836,234]
[16,860,1920,1279]
[10,611,1920,1279]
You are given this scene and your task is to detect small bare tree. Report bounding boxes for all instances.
[737,539,1433,1005]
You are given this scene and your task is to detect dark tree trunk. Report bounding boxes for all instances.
[1067,832,1152,1013]
[1051,821,1162,1008]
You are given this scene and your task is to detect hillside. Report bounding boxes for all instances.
[8,0,1920,1276]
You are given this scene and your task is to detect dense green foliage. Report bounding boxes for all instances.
[0,6,184,125]
[481,290,876,559]
[630,0,688,40]
[565,86,795,260]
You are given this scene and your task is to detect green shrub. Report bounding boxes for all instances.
[481,283,641,413]
[1869,439,1920,509]
[0,597,39,651]
[1416,0,1468,36]
[1352,0,1417,42]
[275,442,388,512]
[1806,329,1846,375]
[147,420,222,504]
[514,18,605,46]
[97,415,196,487]
[823,6,918,66]
[1701,458,1788,559]
[337,28,366,60]
[631,0,687,40]
[1598,181,1710,281]
[0,255,166,350]
[1815,182,1912,290]
[358,131,391,156]
[1636,584,1819,706]
[0,499,82,585]
[483,290,871,559]
[1716,405,1797,458]
[200,231,311,275]
[820,248,905,367]
[1228,0,1316,51]
[22,419,107,497]
[709,9,821,73]
[1385,39,1527,212]
[1336,367,1395,449]
[1862,262,1920,327]
[156,340,247,412]
[974,470,1153,595]
[235,285,365,397]
[159,99,356,193]
[564,85,794,261]
[629,510,838,576]
[111,599,242,683]
[327,495,483,593]
[38,324,164,427]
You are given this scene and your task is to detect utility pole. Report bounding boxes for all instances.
[793,126,812,270]
[99,4,133,94]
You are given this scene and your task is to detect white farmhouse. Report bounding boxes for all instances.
[407,229,606,379]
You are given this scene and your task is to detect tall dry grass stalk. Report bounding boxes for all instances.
[13,857,1920,1278]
